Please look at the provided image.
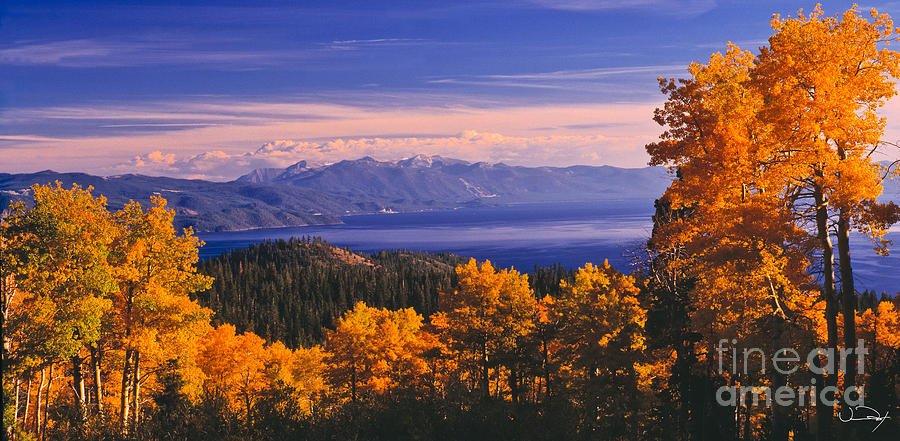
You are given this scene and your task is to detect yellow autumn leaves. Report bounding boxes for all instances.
[2,183,658,436]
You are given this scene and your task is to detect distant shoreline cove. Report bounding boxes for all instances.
[194,200,655,258]
[199,221,339,233]
[194,202,900,294]
[196,208,424,233]
[191,199,658,234]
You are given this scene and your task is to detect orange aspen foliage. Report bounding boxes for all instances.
[646,6,900,347]
[2,183,117,374]
[646,45,815,344]
[324,302,436,401]
[755,6,900,228]
[553,262,647,380]
[196,324,267,418]
[430,259,537,398]
[110,196,212,430]
[291,345,327,411]
[857,301,900,350]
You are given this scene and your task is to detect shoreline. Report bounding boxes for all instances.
[191,199,657,234]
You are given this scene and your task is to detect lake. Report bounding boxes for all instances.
[197,201,900,295]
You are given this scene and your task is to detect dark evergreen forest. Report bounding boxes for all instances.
[195,237,577,347]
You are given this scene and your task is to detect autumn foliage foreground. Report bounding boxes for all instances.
[4,5,900,441]
[0,184,657,440]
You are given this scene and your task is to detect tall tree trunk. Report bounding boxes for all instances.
[481,340,490,399]
[836,211,857,388]
[350,365,357,402]
[130,351,141,431]
[244,389,253,433]
[542,337,551,404]
[35,367,45,436]
[23,374,32,431]
[13,377,20,432]
[836,209,860,441]
[834,146,858,391]
[43,364,53,441]
[814,184,838,441]
[1,273,10,439]
[119,349,133,432]
[90,345,103,415]
[734,385,741,437]
[72,354,86,423]
[120,286,135,433]
[771,325,790,441]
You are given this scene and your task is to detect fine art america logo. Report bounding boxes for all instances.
[714,339,891,432]
[714,338,868,408]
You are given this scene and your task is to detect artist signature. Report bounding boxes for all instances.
[839,405,891,432]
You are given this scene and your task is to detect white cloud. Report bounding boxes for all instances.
[143,151,176,165]
[118,129,655,181]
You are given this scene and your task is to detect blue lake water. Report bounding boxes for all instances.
[197,201,900,295]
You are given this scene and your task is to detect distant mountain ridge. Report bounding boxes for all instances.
[3,155,677,232]
[236,167,284,184]
[0,171,347,232]
[238,154,674,212]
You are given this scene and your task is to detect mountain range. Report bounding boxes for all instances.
[236,154,673,211]
[15,155,899,232]
[0,171,352,232]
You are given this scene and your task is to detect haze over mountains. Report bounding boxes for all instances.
[6,154,897,232]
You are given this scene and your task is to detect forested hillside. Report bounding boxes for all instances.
[195,238,466,346]
[195,238,576,346]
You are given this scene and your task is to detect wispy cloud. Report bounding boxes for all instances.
[0,39,116,66]
[3,100,340,135]
[7,88,899,180]
[0,35,447,68]
[427,79,570,90]
[483,65,686,81]
[98,123,225,128]
[0,35,462,70]
[0,96,663,178]
[324,38,433,50]
[0,37,310,68]
[429,65,686,91]
[694,39,768,50]
[527,0,717,16]
[0,135,67,144]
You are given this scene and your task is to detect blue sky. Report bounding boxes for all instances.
[2,1,899,180]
